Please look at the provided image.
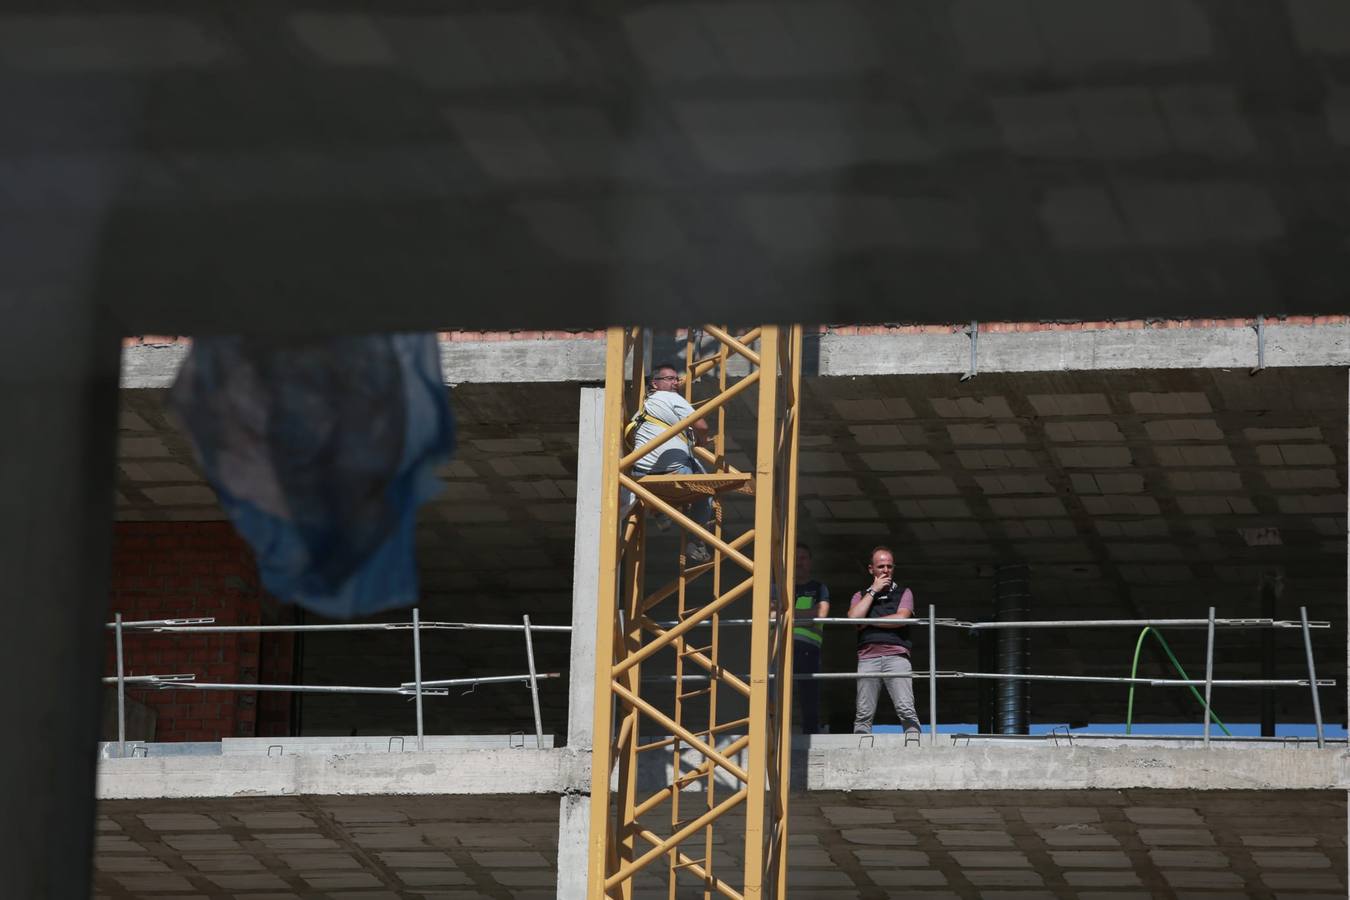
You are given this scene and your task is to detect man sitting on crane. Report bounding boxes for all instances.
[628,362,714,562]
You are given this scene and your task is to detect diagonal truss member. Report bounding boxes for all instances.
[587,326,804,899]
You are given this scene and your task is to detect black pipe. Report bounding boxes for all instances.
[976,628,996,734]
[994,563,1031,734]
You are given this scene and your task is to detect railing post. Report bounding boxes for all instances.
[1202,607,1216,746]
[523,614,544,749]
[928,605,937,747]
[412,608,424,751]
[115,612,126,759]
[1300,606,1325,748]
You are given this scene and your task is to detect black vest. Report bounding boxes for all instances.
[857,584,913,651]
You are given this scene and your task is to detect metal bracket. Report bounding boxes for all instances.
[267,744,284,757]
[857,734,875,749]
[1250,314,1265,376]
[1049,725,1074,748]
[960,321,978,382]
[387,736,405,753]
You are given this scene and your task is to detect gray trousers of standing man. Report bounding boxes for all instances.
[854,654,922,733]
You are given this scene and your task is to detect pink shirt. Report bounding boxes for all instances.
[850,586,914,659]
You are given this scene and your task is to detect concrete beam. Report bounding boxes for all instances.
[120,338,605,389]
[440,338,604,385]
[122,324,1350,389]
[96,742,1349,802]
[97,748,588,800]
[811,744,1350,792]
[814,322,1350,376]
[120,341,189,389]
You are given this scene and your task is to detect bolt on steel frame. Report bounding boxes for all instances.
[587,325,803,900]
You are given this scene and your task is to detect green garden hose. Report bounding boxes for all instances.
[1125,627,1232,736]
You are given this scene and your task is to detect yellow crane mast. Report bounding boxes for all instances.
[587,325,804,899]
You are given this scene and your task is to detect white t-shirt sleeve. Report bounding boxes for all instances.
[664,393,694,423]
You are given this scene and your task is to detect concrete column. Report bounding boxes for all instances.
[0,297,121,895]
[558,386,605,899]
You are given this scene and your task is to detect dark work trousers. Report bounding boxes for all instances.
[793,640,823,733]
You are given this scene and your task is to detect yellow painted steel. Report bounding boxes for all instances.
[586,328,630,892]
[771,326,803,891]
[588,325,803,900]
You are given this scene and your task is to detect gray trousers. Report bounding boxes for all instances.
[853,654,921,733]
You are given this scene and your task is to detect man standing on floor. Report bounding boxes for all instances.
[790,543,830,734]
[847,545,922,736]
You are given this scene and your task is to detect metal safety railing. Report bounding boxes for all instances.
[105,606,1339,757]
[103,610,566,759]
[656,606,1338,749]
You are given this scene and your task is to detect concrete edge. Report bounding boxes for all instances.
[121,342,190,390]
[99,744,1350,801]
[119,338,607,390]
[120,324,1350,389]
[96,748,589,800]
[814,323,1350,376]
[809,745,1350,792]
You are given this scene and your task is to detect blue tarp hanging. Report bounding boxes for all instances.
[170,334,455,619]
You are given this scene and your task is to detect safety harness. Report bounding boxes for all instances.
[625,410,693,452]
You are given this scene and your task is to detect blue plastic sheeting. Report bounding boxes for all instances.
[170,334,455,619]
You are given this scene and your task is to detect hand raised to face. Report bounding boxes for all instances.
[868,552,895,594]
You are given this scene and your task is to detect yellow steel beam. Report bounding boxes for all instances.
[634,833,746,900]
[702,324,761,367]
[587,327,630,900]
[605,789,748,889]
[740,326,780,896]
[610,683,749,783]
[615,512,645,897]
[636,529,755,616]
[691,326,761,380]
[635,727,749,758]
[610,576,753,678]
[703,331,735,900]
[615,475,755,572]
[772,325,803,892]
[638,620,753,698]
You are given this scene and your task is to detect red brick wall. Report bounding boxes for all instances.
[106,522,295,742]
[256,604,299,738]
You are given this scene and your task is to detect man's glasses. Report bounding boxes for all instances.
[653,375,679,383]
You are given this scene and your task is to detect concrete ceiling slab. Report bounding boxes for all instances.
[94,789,1347,898]
[6,4,1350,332]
